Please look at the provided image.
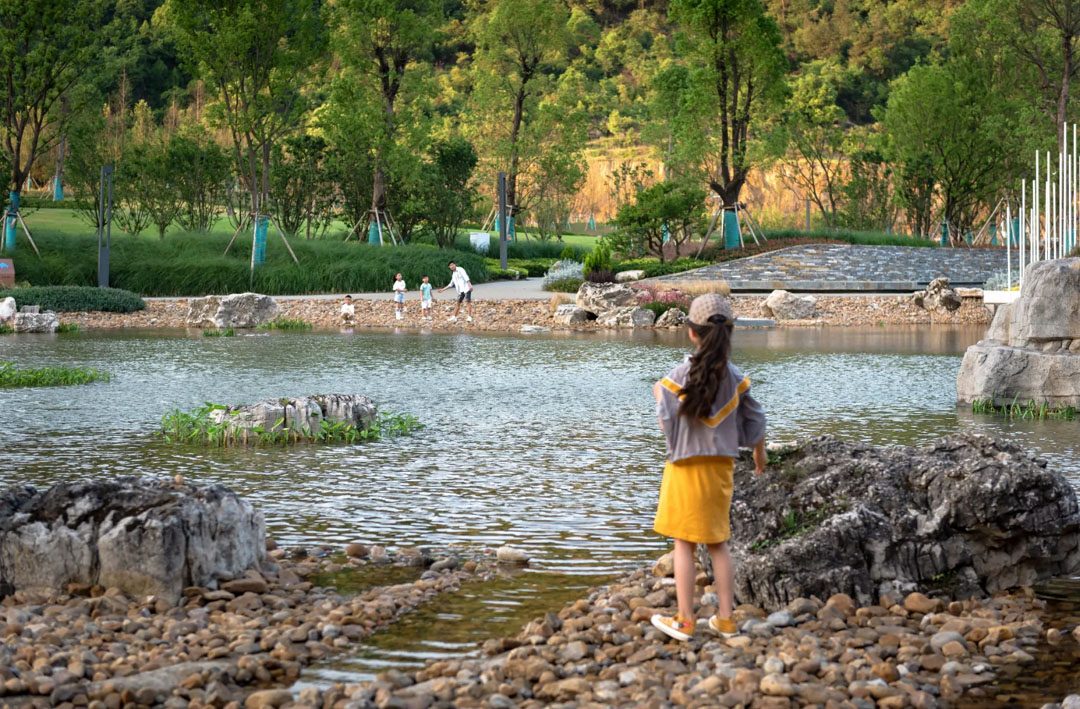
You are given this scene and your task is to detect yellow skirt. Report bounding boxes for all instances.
[653,455,734,544]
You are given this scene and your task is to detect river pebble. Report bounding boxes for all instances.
[0,545,492,708]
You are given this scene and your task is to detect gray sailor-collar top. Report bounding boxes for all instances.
[657,356,767,463]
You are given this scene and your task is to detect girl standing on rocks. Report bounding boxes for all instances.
[651,294,767,642]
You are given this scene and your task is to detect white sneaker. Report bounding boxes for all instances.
[449,316,457,322]
[396,312,402,320]
[466,316,473,323]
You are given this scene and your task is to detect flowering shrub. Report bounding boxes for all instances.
[634,284,692,309]
[634,284,691,317]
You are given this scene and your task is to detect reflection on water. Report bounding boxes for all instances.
[2,325,1078,685]
[1,325,1077,569]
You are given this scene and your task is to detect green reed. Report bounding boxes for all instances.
[972,396,1077,420]
[57,323,81,334]
[202,327,235,337]
[160,404,424,447]
[257,318,313,331]
[0,323,12,335]
[0,361,110,388]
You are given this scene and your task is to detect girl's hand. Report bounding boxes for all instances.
[652,380,663,403]
[753,440,767,476]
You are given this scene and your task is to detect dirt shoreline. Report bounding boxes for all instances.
[56,295,992,333]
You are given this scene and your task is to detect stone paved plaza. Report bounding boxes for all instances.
[655,244,1009,291]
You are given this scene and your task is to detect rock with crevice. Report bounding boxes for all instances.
[208,394,376,439]
[655,308,688,328]
[186,292,279,329]
[0,478,266,603]
[729,433,1080,610]
[553,304,590,325]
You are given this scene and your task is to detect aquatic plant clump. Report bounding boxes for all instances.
[971,397,1077,420]
[202,327,236,337]
[160,404,424,446]
[257,318,313,331]
[0,361,111,388]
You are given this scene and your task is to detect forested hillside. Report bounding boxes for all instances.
[1,0,1072,243]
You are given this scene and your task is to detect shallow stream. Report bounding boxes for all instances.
[1,325,1078,691]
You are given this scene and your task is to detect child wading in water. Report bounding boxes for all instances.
[651,294,767,641]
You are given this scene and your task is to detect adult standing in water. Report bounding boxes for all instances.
[650,294,768,642]
[438,260,474,323]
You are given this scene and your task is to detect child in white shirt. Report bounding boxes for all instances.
[392,273,406,320]
[340,294,355,325]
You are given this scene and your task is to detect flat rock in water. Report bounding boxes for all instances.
[729,433,1080,610]
[0,477,265,603]
[496,546,530,564]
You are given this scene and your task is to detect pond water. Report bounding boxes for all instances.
[1,325,1078,685]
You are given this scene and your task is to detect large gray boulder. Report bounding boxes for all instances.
[596,306,655,328]
[0,297,15,324]
[1009,258,1080,347]
[0,478,265,604]
[730,433,1080,611]
[957,258,1080,406]
[553,303,590,325]
[186,292,279,329]
[912,277,962,313]
[13,310,58,333]
[761,290,817,320]
[209,394,376,438]
[575,282,637,314]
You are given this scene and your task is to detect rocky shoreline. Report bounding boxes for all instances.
[3,543,1078,709]
[352,566,1080,709]
[0,543,494,709]
[53,294,991,333]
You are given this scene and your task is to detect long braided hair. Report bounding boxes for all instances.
[679,314,734,420]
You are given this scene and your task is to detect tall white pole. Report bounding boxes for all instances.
[1006,200,1012,290]
[1021,179,1026,289]
[1046,153,1051,261]
[1035,151,1039,268]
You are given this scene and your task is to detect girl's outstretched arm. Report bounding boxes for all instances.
[753,438,767,476]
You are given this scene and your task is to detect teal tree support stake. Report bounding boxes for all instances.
[723,207,741,249]
[5,192,18,252]
[498,171,508,269]
[368,219,381,246]
[254,216,268,264]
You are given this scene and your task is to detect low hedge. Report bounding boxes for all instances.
[544,277,584,293]
[0,285,146,312]
[5,230,490,296]
[612,257,709,278]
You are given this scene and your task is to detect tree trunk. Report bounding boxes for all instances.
[507,85,526,220]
